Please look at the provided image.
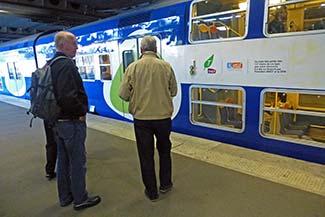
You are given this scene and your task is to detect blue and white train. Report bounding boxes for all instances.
[0,0,324,164]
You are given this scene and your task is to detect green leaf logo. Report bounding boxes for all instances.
[204,54,214,68]
[110,64,128,112]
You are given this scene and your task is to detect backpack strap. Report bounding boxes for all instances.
[29,116,36,128]
[48,56,69,66]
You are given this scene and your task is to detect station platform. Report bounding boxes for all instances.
[0,95,324,217]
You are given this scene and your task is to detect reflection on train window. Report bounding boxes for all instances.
[190,86,244,131]
[261,90,325,147]
[99,54,112,80]
[75,55,95,80]
[266,0,325,35]
[190,0,247,42]
[6,62,22,80]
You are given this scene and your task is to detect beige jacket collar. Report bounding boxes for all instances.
[140,51,160,59]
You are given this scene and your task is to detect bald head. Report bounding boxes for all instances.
[54,31,78,58]
[140,36,157,53]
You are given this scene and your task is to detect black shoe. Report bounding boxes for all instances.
[73,196,101,211]
[60,198,73,207]
[144,189,159,202]
[159,184,173,194]
[45,172,56,180]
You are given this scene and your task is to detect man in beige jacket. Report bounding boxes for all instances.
[119,36,177,201]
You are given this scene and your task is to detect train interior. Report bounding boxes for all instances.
[262,91,325,144]
[190,85,325,146]
[191,87,243,130]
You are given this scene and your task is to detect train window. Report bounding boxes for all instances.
[122,50,135,72]
[190,86,244,132]
[266,0,325,35]
[0,68,3,90]
[99,54,112,80]
[190,0,248,42]
[6,62,22,80]
[261,90,325,147]
[75,55,95,80]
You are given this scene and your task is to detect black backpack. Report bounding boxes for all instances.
[27,56,67,127]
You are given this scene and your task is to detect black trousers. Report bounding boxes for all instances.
[134,118,173,194]
[44,120,57,175]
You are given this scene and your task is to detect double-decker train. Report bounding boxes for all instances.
[0,0,324,164]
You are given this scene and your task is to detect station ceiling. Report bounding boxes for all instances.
[0,0,156,43]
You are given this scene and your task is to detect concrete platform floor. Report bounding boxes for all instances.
[0,96,324,217]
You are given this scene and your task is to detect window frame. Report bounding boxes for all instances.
[98,53,112,81]
[259,88,325,148]
[263,0,325,37]
[189,0,250,44]
[75,54,97,81]
[122,50,135,73]
[189,84,246,133]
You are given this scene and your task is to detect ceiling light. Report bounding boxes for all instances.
[269,0,281,5]
[0,9,9,14]
[217,26,227,31]
[239,2,247,10]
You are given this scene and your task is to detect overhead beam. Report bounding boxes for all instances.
[0,1,108,23]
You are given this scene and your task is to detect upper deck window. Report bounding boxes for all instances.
[190,0,248,42]
[266,0,325,35]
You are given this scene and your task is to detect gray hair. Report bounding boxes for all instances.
[140,36,157,52]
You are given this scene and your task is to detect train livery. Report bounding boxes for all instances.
[0,0,324,164]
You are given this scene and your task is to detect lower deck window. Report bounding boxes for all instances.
[190,86,244,132]
[261,90,325,147]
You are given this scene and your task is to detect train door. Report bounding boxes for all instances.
[117,35,162,118]
[116,38,138,118]
[119,35,162,72]
[99,40,125,116]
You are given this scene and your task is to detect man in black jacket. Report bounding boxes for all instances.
[51,31,101,211]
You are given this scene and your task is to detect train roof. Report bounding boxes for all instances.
[0,0,190,50]
[69,0,190,31]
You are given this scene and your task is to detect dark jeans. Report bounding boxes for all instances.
[44,120,57,175]
[54,120,88,205]
[134,118,173,194]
